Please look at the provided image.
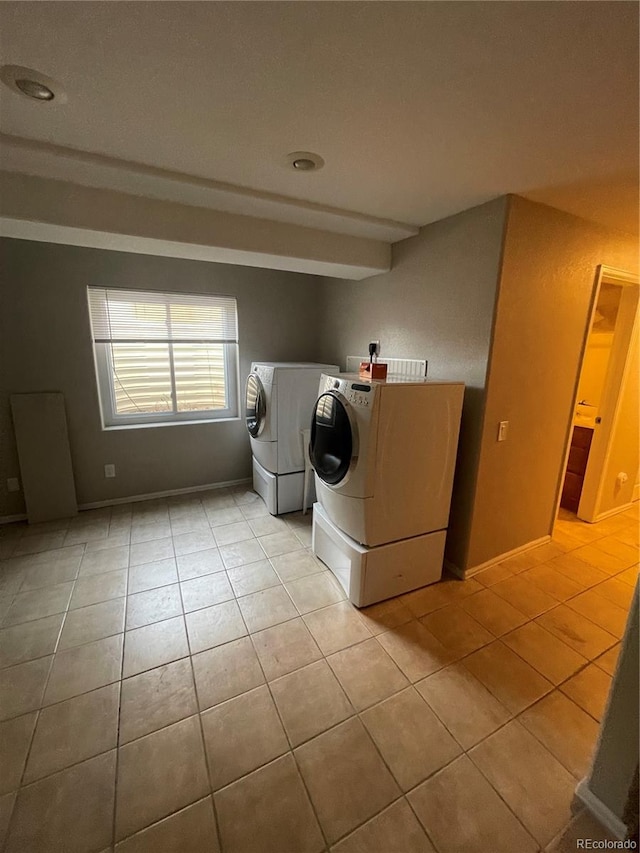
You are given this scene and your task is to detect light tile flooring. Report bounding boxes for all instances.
[0,490,637,853]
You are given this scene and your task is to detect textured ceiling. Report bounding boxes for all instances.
[0,1,638,235]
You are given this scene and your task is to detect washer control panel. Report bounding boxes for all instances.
[319,374,342,394]
[346,384,371,407]
[319,376,373,407]
[253,364,274,385]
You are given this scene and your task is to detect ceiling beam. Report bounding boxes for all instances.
[0,171,391,280]
[0,134,418,243]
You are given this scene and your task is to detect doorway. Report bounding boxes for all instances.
[558,266,639,524]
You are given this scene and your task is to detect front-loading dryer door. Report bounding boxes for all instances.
[245,373,266,437]
[310,392,358,486]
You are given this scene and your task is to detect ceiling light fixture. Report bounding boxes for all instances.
[0,65,66,103]
[15,78,55,101]
[293,157,316,171]
[285,151,325,172]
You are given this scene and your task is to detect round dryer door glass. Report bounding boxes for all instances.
[310,392,353,485]
[245,373,266,437]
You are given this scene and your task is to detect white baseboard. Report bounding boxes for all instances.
[446,535,552,580]
[574,778,628,840]
[0,478,252,524]
[585,502,635,523]
[0,513,27,525]
[78,477,252,510]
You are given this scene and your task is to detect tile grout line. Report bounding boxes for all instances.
[217,499,335,850]
[464,740,560,850]
[111,535,131,851]
[242,606,332,851]
[211,522,538,851]
[209,490,322,845]
[0,678,585,853]
[2,550,342,722]
[177,549,225,853]
[401,792,450,853]
[1,611,607,785]
[0,496,636,851]
[1,564,623,712]
[0,557,625,720]
[1,538,89,853]
[361,680,544,852]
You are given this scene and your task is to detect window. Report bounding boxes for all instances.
[87,287,239,427]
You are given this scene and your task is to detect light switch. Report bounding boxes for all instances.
[498,421,509,442]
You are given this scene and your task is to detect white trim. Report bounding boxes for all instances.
[595,267,640,286]
[0,215,389,282]
[0,133,418,243]
[1,478,252,525]
[445,535,551,579]
[574,778,628,840]
[552,265,639,525]
[77,477,252,510]
[102,416,242,431]
[578,267,639,521]
[0,513,27,525]
[587,502,635,523]
[88,287,240,429]
[552,264,604,525]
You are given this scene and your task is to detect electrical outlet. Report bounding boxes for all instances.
[369,340,380,356]
[104,464,116,479]
[497,421,509,442]
[7,477,20,493]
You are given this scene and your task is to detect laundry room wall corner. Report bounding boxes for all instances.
[316,196,510,574]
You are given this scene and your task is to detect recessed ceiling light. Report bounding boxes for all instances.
[15,78,55,101]
[0,65,66,103]
[285,151,325,172]
[293,157,316,171]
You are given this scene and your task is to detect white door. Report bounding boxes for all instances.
[566,266,639,521]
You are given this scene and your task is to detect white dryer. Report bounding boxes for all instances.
[309,373,464,606]
[245,362,338,515]
[310,373,465,546]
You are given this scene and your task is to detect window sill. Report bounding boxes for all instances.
[102,416,242,431]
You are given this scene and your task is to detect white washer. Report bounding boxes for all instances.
[245,362,338,515]
[310,373,465,547]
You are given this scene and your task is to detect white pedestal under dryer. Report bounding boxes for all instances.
[309,373,464,604]
[312,502,446,607]
[245,362,338,514]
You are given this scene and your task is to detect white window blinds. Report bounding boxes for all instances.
[87,287,238,344]
[87,287,239,426]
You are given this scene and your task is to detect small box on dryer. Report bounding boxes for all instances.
[358,361,388,381]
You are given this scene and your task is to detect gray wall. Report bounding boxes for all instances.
[317,197,508,569]
[0,238,322,516]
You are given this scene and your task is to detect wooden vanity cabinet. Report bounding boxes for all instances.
[560,426,594,513]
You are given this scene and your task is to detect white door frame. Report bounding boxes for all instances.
[555,265,639,523]
[579,267,639,520]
